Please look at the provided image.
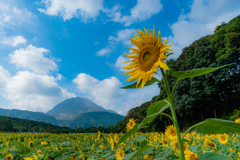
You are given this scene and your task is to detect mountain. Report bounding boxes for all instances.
[59,111,124,129]
[46,97,116,120]
[0,108,59,125]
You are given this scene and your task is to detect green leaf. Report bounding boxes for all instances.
[121,77,159,89]
[172,64,232,83]
[141,104,170,126]
[146,100,168,117]
[195,118,240,134]
[165,52,174,57]
[198,152,231,160]
[188,145,198,153]
[128,145,154,160]
[117,123,141,145]
[122,151,137,160]
[135,135,146,142]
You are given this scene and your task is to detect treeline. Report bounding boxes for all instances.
[0,115,116,133]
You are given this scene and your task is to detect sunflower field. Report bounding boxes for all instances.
[1,125,240,160]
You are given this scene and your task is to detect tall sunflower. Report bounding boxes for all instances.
[122,26,173,88]
[165,124,177,140]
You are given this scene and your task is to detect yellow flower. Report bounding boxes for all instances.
[165,125,177,140]
[70,155,78,160]
[110,137,115,151]
[99,144,106,149]
[28,141,34,149]
[98,131,101,140]
[41,141,49,145]
[33,155,37,160]
[126,118,136,132]
[122,26,173,89]
[185,150,199,160]
[217,133,228,145]
[120,143,127,149]
[161,139,168,146]
[24,158,33,160]
[143,154,154,160]
[154,135,158,142]
[5,154,13,160]
[114,134,119,143]
[37,150,44,154]
[205,139,216,149]
[235,117,240,123]
[116,148,125,160]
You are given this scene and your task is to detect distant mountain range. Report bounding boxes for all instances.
[0,97,123,129]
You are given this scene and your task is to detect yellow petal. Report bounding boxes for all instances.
[159,60,169,70]
[129,38,143,49]
[125,72,141,82]
[125,47,139,52]
[123,53,138,58]
[133,34,140,40]
[153,26,156,37]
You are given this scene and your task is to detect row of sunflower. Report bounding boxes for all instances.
[0,118,239,160]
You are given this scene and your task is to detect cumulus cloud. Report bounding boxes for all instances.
[96,48,111,57]
[9,45,58,74]
[73,73,160,115]
[73,73,126,112]
[106,0,162,26]
[97,28,135,57]
[1,35,27,47]
[0,66,11,90]
[38,0,104,21]
[3,70,75,112]
[114,55,129,71]
[167,0,240,59]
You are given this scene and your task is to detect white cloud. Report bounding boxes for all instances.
[1,35,27,47]
[97,28,135,57]
[38,0,104,21]
[0,66,11,90]
[96,48,111,57]
[106,0,162,26]
[73,73,126,112]
[73,73,160,115]
[168,0,240,59]
[3,70,75,112]
[109,28,135,45]
[114,55,130,71]
[9,45,58,74]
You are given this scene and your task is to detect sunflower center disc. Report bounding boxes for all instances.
[143,52,151,61]
[139,44,160,71]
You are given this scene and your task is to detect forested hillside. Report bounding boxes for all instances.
[114,15,240,133]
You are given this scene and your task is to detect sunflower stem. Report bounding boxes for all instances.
[160,68,185,160]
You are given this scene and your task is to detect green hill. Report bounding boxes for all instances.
[0,115,71,133]
[59,111,124,129]
[0,108,58,125]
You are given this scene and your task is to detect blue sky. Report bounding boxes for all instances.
[0,0,240,115]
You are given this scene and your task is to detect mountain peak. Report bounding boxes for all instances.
[46,97,107,120]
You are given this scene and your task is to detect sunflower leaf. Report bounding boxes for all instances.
[127,144,155,160]
[117,123,141,145]
[171,64,233,83]
[195,118,240,134]
[198,152,231,160]
[121,77,159,89]
[165,52,174,57]
[146,99,170,124]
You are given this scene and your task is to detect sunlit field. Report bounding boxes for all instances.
[1,130,240,160]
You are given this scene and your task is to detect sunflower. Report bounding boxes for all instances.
[37,150,44,154]
[205,139,216,149]
[143,154,154,160]
[114,134,119,143]
[217,133,228,145]
[235,117,240,123]
[41,141,49,145]
[98,131,101,140]
[120,143,127,149]
[154,135,158,142]
[122,26,173,89]
[170,140,188,156]
[165,125,177,140]
[116,148,125,160]
[110,137,115,150]
[126,118,136,132]
[5,154,13,160]
[28,141,34,149]
[184,150,199,160]
[33,155,37,160]
[23,158,33,160]
[161,139,168,146]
